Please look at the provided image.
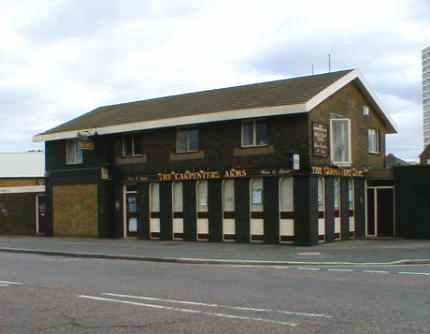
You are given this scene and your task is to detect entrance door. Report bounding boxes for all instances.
[125,186,138,238]
[366,187,394,237]
[36,194,48,235]
[377,188,394,237]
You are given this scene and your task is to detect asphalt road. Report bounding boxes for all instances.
[0,252,430,333]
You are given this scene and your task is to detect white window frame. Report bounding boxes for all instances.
[65,139,83,165]
[150,183,160,212]
[368,128,380,154]
[279,177,294,212]
[196,181,208,212]
[241,119,268,148]
[348,179,354,210]
[317,177,325,212]
[176,128,199,153]
[122,135,142,157]
[330,118,352,166]
[222,179,235,212]
[250,178,264,212]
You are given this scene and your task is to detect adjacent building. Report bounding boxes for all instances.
[34,69,396,245]
[0,152,46,235]
[423,46,430,146]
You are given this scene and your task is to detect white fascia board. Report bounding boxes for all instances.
[305,69,398,133]
[305,70,359,111]
[33,103,306,142]
[354,69,399,133]
[0,185,45,194]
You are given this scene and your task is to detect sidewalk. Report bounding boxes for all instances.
[0,236,429,265]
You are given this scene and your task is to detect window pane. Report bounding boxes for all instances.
[318,177,325,212]
[197,181,208,212]
[151,183,160,212]
[256,121,268,145]
[133,136,143,155]
[242,121,254,146]
[251,178,263,211]
[176,131,187,153]
[123,136,133,156]
[173,183,183,212]
[223,180,235,211]
[127,196,137,213]
[279,177,294,212]
[334,178,341,209]
[332,120,349,162]
[66,140,83,164]
[348,179,354,209]
[188,129,199,152]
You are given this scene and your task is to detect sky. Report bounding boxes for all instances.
[0,0,429,160]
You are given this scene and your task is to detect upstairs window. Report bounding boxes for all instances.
[330,119,351,165]
[65,140,83,165]
[122,135,143,156]
[176,128,199,153]
[241,119,268,147]
[368,129,380,154]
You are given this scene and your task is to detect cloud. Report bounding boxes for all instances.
[0,0,428,160]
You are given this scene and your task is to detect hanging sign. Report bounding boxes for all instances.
[312,122,329,158]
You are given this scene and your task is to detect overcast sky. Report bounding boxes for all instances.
[1,0,429,160]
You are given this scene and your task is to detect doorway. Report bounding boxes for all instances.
[124,185,138,238]
[36,194,48,235]
[366,187,395,237]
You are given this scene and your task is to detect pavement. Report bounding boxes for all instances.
[0,236,430,265]
[1,251,430,333]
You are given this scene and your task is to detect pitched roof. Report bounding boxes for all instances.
[34,69,396,141]
[0,152,45,178]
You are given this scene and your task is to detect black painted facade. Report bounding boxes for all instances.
[41,80,393,246]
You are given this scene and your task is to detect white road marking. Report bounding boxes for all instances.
[398,272,430,276]
[102,293,333,319]
[79,295,299,327]
[298,267,321,271]
[363,270,389,274]
[0,280,23,285]
[327,269,353,272]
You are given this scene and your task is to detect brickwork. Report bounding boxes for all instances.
[52,184,98,237]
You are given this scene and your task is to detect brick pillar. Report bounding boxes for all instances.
[294,175,319,246]
[160,182,172,240]
[263,176,279,244]
[183,181,197,241]
[208,179,223,242]
[235,178,250,243]
[324,177,335,242]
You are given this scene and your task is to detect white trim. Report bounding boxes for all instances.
[306,70,359,111]
[0,185,45,194]
[330,118,352,166]
[241,119,268,148]
[365,186,395,237]
[33,104,306,142]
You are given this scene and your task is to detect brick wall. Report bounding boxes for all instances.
[0,193,36,235]
[52,184,98,237]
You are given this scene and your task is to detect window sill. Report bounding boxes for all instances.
[170,151,205,161]
[234,145,274,157]
[115,154,147,165]
[331,161,352,167]
[368,151,381,156]
[65,162,83,166]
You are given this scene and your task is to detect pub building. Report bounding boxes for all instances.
[33,69,396,245]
